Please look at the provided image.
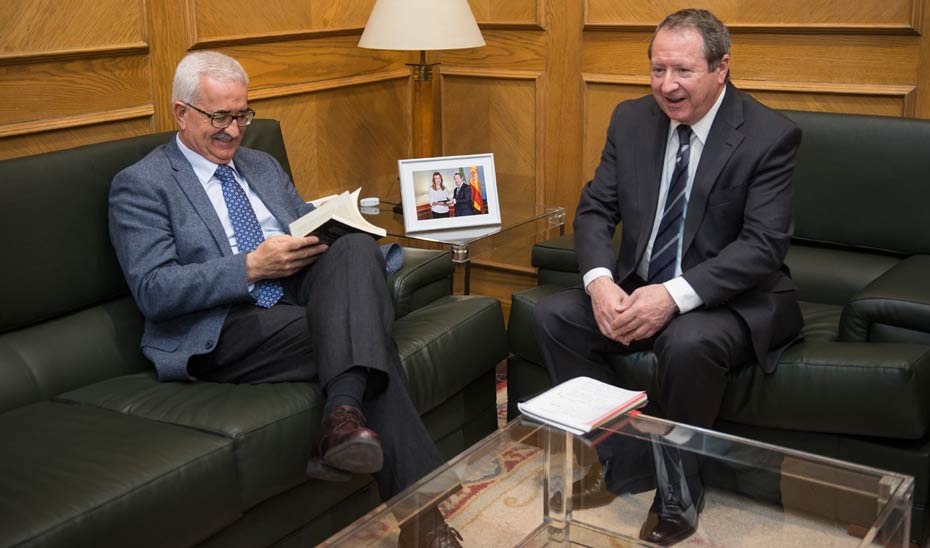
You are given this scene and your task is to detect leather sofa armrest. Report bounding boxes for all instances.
[840,255,930,343]
[531,230,622,288]
[387,248,454,319]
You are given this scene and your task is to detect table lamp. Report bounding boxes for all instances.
[358,0,485,158]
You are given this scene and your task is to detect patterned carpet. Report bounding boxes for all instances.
[324,365,875,546]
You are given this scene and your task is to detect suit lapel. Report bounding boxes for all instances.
[633,103,672,266]
[234,151,299,228]
[165,140,231,254]
[681,84,745,256]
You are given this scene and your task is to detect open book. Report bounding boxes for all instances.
[517,376,647,435]
[289,188,386,246]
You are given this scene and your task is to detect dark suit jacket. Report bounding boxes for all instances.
[108,138,314,381]
[574,82,803,373]
[453,184,474,216]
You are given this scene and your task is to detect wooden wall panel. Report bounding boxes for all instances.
[441,74,538,209]
[468,0,541,26]
[219,36,408,96]
[253,77,411,201]
[439,30,546,73]
[0,56,150,127]
[585,0,920,31]
[194,0,375,43]
[0,0,145,59]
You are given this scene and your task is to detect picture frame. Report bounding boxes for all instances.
[397,153,501,233]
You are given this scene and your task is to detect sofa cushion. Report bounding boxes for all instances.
[394,295,508,415]
[799,301,841,342]
[0,402,238,548]
[783,109,930,256]
[721,341,930,439]
[786,245,899,306]
[56,294,506,512]
[57,374,321,511]
[0,298,150,414]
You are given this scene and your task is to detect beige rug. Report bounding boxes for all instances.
[325,437,866,547]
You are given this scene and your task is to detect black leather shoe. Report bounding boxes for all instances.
[398,508,464,548]
[639,487,704,546]
[570,460,616,509]
[318,405,383,474]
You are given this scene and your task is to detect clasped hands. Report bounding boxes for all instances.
[246,235,328,283]
[588,276,678,345]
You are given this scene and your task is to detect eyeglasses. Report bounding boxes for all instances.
[183,102,255,128]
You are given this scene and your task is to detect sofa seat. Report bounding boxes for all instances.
[57,293,506,517]
[58,375,321,511]
[508,285,930,440]
[0,402,239,548]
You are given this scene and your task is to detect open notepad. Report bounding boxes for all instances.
[517,376,647,435]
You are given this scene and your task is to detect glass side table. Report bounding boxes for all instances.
[363,201,565,294]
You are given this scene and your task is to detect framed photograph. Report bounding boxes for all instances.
[397,153,501,233]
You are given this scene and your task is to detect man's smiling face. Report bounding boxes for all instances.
[650,27,728,125]
[175,76,248,164]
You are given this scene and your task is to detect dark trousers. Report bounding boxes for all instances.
[189,233,441,499]
[532,283,755,428]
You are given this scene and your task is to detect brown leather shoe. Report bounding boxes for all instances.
[319,405,383,474]
[398,509,463,548]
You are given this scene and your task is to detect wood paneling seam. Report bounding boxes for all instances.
[247,70,410,101]
[440,67,543,80]
[0,43,149,66]
[0,105,154,138]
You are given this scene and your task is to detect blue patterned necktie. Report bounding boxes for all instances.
[647,124,693,284]
[215,164,283,308]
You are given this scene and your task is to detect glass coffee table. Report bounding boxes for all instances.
[363,201,565,294]
[322,414,913,547]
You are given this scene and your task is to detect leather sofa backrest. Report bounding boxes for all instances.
[780,110,930,305]
[0,120,291,413]
[782,109,930,256]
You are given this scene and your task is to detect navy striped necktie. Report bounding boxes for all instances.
[647,124,692,284]
[215,164,284,308]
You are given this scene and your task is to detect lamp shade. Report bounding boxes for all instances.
[358,0,485,51]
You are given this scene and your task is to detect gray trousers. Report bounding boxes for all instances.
[189,233,441,499]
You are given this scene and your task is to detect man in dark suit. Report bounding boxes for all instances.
[534,9,803,545]
[451,172,474,216]
[109,51,460,547]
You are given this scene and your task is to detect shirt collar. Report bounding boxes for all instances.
[670,85,726,146]
[175,134,239,185]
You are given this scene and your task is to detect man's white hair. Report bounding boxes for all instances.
[172,51,248,104]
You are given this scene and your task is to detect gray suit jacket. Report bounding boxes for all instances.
[574,83,804,373]
[109,138,314,380]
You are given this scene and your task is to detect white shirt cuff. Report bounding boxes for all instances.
[582,267,614,294]
[662,276,703,314]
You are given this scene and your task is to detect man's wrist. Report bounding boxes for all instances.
[583,267,614,294]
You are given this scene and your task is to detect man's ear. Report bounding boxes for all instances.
[716,54,730,83]
[173,102,187,129]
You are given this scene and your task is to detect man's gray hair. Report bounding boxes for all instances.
[172,51,249,104]
[648,9,731,72]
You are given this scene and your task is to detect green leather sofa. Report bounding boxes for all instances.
[506,110,930,543]
[0,120,507,548]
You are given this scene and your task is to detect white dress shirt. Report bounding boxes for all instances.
[176,135,286,254]
[583,87,727,314]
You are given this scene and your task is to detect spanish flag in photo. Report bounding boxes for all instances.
[469,166,484,213]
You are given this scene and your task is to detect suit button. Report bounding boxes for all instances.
[205,340,214,350]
